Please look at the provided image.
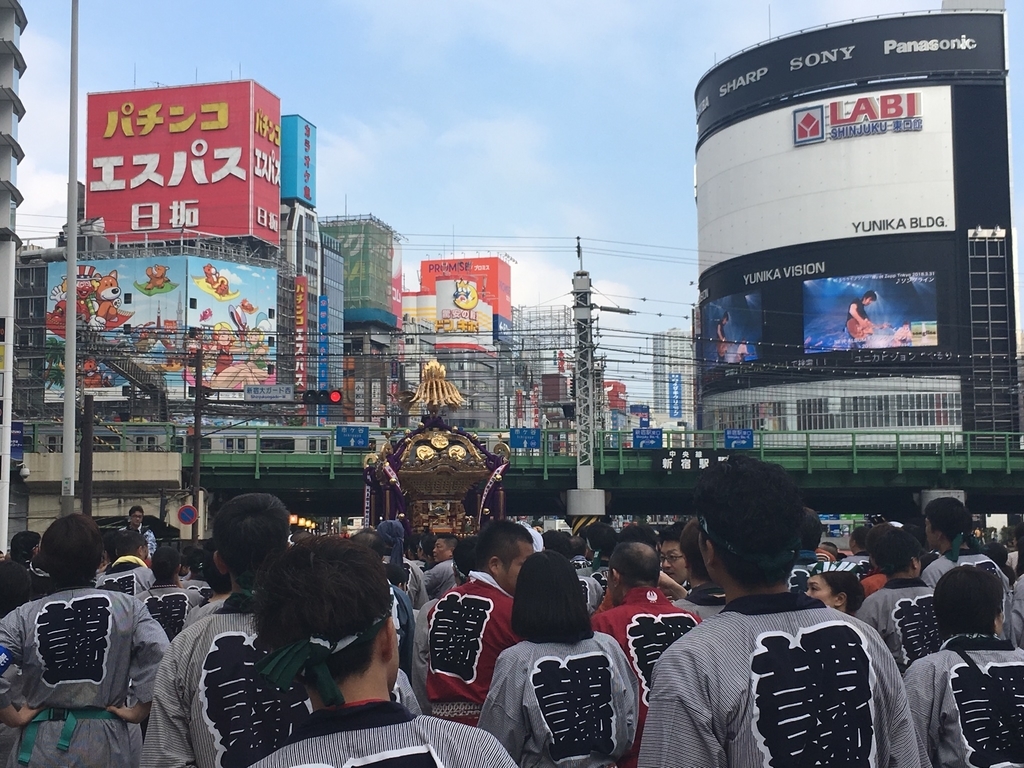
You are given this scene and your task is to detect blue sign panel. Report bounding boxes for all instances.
[10,421,22,462]
[336,426,369,448]
[668,373,683,419]
[633,428,663,450]
[510,428,541,450]
[281,115,317,206]
[724,428,754,449]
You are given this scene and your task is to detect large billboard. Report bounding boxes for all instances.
[803,272,938,354]
[419,257,512,343]
[697,86,955,271]
[694,11,1005,142]
[281,114,316,207]
[44,256,278,401]
[697,235,958,386]
[701,290,761,366]
[86,81,282,244]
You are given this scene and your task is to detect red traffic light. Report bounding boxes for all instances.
[302,389,343,405]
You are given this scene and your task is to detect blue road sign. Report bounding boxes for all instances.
[336,426,370,448]
[633,427,663,450]
[724,428,754,449]
[510,427,542,450]
[10,421,22,462]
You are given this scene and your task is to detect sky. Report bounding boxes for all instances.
[16,0,1024,402]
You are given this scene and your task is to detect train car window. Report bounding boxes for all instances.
[260,438,295,453]
[226,438,235,453]
[308,438,318,453]
[236,438,246,453]
[320,439,328,454]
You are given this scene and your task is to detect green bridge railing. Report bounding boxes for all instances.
[20,423,1024,483]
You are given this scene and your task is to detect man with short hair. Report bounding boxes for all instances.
[123,504,157,558]
[351,529,416,676]
[638,457,928,768]
[96,530,156,596]
[424,533,459,600]
[592,542,699,768]
[136,547,205,642]
[247,537,517,768]
[413,536,477,714]
[923,496,1011,635]
[846,525,871,566]
[426,521,533,725]
[856,526,940,672]
[657,521,687,585]
[673,518,726,619]
[788,508,823,593]
[141,493,312,768]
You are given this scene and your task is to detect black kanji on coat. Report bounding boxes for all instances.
[199,632,310,768]
[532,653,615,761]
[108,573,138,595]
[751,622,873,767]
[789,566,812,595]
[950,661,1024,768]
[626,613,698,706]
[145,593,190,641]
[428,593,493,683]
[35,594,112,686]
[892,596,940,665]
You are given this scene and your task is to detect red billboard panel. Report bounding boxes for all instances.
[419,257,512,342]
[86,81,282,245]
[294,276,308,390]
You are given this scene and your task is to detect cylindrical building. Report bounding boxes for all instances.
[694,9,1014,439]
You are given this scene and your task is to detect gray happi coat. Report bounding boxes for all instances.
[0,587,168,767]
[479,633,639,768]
[638,592,929,768]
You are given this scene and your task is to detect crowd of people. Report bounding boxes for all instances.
[0,456,1023,766]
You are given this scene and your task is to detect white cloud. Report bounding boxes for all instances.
[214,267,243,287]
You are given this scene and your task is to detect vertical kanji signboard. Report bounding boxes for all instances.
[86,80,282,244]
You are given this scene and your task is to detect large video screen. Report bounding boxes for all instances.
[803,272,938,354]
[702,291,762,365]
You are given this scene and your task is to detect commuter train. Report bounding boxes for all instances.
[24,422,511,456]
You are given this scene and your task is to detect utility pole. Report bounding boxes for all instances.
[566,238,635,520]
[79,394,93,515]
[191,343,203,543]
[60,0,80,516]
[567,238,605,519]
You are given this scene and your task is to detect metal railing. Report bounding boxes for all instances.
[20,423,1024,480]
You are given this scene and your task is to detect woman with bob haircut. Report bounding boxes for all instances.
[248,536,516,768]
[0,514,168,767]
[904,567,1024,767]
[479,550,638,767]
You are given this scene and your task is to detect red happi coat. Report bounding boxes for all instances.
[592,586,700,768]
[426,576,519,705]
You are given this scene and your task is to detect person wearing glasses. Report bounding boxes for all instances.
[657,522,687,586]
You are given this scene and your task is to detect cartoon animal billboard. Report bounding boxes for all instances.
[44,255,277,402]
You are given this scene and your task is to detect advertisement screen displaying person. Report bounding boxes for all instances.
[701,291,762,366]
[804,272,938,354]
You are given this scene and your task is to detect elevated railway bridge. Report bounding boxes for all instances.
[17,423,1024,522]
